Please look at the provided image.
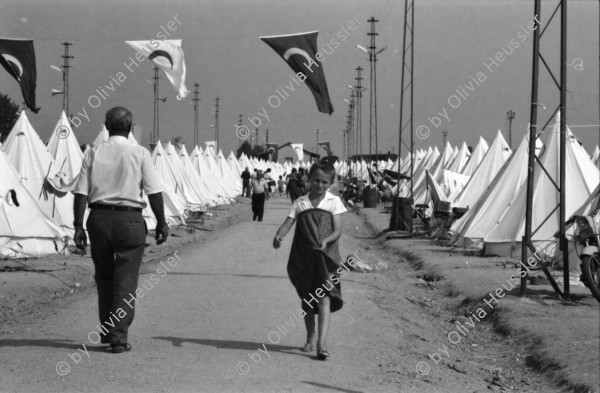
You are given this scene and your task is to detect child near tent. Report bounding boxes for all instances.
[277,176,285,196]
[273,161,347,360]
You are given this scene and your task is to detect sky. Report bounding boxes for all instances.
[1,0,599,160]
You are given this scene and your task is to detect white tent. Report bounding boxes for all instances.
[177,145,220,207]
[450,131,541,250]
[203,146,237,198]
[46,111,83,190]
[227,151,243,181]
[216,149,242,195]
[485,113,599,257]
[446,142,470,173]
[452,130,512,206]
[1,111,74,231]
[0,150,69,258]
[190,146,233,204]
[461,137,489,176]
[413,141,454,204]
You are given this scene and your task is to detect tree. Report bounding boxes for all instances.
[236,140,252,159]
[0,92,19,143]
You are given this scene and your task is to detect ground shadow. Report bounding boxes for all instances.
[144,272,287,280]
[301,381,364,393]
[520,287,593,304]
[153,336,308,357]
[0,339,109,352]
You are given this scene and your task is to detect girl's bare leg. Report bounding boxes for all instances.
[316,296,331,355]
[303,305,316,351]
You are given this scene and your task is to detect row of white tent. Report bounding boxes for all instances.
[334,112,600,259]
[0,110,303,258]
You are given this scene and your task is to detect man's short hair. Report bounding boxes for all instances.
[105,107,133,134]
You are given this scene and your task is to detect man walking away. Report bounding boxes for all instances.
[73,106,169,354]
[241,166,251,198]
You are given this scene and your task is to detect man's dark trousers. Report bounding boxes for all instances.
[242,182,251,198]
[87,209,146,345]
[251,193,265,220]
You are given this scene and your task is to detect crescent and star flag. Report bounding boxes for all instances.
[318,141,332,156]
[0,38,39,113]
[204,141,217,157]
[291,143,304,162]
[266,143,278,161]
[125,39,189,99]
[260,31,333,115]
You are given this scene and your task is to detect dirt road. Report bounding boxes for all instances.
[0,196,569,392]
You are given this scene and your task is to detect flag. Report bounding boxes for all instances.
[291,143,304,162]
[125,39,189,99]
[0,38,39,113]
[205,141,217,157]
[266,143,278,162]
[318,141,332,156]
[260,31,333,114]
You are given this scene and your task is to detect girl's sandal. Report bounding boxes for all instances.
[302,343,315,352]
[316,349,330,360]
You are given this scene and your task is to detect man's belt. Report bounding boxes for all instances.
[89,204,142,212]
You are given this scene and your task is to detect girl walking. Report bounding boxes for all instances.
[273,161,346,360]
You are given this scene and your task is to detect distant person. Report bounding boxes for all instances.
[264,168,275,198]
[73,106,168,354]
[299,168,309,193]
[251,170,269,221]
[287,168,305,203]
[273,161,347,361]
[241,167,251,198]
[277,175,285,196]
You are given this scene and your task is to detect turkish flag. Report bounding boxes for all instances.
[318,141,332,156]
[0,38,39,113]
[261,31,333,115]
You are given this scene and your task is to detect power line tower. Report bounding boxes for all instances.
[367,17,379,161]
[392,0,415,232]
[506,110,515,149]
[521,0,570,300]
[192,83,200,147]
[61,42,73,117]
[354,66,365,157]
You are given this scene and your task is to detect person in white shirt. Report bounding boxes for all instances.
[73,107,168,354]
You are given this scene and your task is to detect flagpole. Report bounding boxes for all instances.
[215,97,220,155]
[153,67,159,144]
[61,42,73,117]
[192,82,200,147]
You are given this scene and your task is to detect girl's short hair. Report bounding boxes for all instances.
[309,160,336,181]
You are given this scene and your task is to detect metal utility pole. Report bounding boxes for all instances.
[192,83,200,147]
[442,130,448,147]
[214,97,220,153]
[393,0,415,232]
[255,127,259,148]
[522,0,569,301]
[355,66,365,157]
[507,110,515,149]
[314,128,320,153]
[397,1,414,190]
[61,42,73,117]
[367,17,379,162]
